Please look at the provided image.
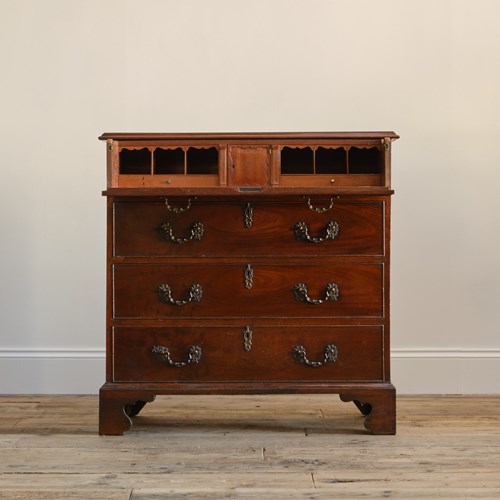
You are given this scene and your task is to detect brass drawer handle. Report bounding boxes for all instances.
[159,221,204,244]
[304,196,335,212]
[294,221,339,243]
[152,345,202,367]
[292,344,338,367]
[157,283,203,305]
[164,197,194,213]
[293,282,339,304]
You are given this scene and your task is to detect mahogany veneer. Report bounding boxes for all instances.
[99,132,398,435]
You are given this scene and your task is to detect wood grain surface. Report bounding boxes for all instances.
[113,200,385,257]
[1,395,500,498]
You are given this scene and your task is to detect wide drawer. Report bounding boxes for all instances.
[112,325,384,382]
[113,200,384,257]
[113,263,383,319]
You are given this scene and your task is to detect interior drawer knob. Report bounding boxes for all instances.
[157,283,203,305]
[292,344,339,367]
[293,282,339,304]
[294,220,339,243]
[158,221,204,244]
[152,345,202,367]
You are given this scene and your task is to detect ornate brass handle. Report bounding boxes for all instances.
[164,197,194,213]
[157,283,203,305]
[294,221,339,243]
[293,282,339,304]
[304,196,335,212]
[152,345,202,367]
[292,344,338,367]
[158,221,204,244]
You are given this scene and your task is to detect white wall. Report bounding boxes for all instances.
[1,0,499,394]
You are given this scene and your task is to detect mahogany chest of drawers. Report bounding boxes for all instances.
[99,132,398,435]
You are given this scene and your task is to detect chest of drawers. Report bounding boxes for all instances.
[98,132,398,435]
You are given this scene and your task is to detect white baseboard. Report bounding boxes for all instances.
[0,350,105,394]
[1,348,500,394]
[391,348,500,394]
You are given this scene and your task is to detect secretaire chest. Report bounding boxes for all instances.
[99,132,398,435]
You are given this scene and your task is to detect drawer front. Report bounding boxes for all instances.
[113,263,383,319]
[113,326,384,382]
[113,201,384,257]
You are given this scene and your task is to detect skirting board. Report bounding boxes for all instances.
[1,348,500,394]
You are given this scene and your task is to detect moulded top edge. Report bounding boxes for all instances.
[98,132,399,141]
[102,186,395,197]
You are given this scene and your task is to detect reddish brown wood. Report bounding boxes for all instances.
[112,326,384,383]
[99,388,156,436]
[113,200,385,257]
[103,186,394,196]
[99,132,397,435]
[117,174,219,188]
[112,263,383,319]
[227,146,271,187]
[340,387,396,434]
[100,132,397,190]
[105,198,114,383]
[218,145,228,186]
[99,132,399,141]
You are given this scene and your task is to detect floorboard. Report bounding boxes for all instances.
[1,395,499,498]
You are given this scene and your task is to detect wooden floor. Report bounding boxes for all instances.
[0,395,500,499]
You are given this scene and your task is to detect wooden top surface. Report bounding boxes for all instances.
[102,186,394,197]
[99,131,399,142]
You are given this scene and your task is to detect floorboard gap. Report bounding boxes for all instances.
[311,472,316,489]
